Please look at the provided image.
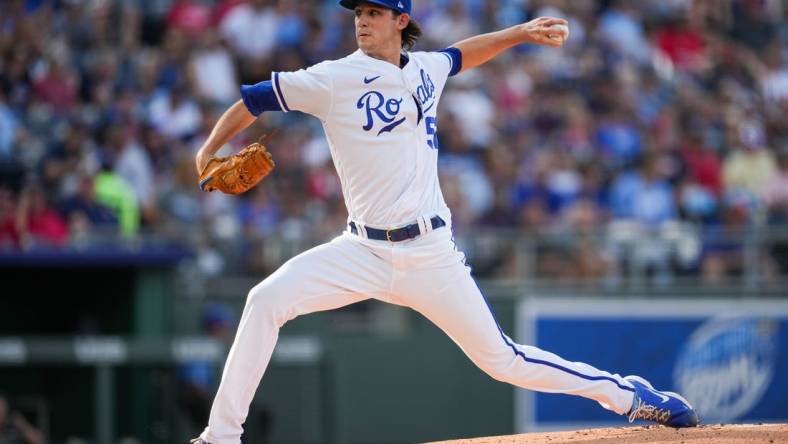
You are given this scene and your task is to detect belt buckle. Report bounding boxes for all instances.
[386,229,394,242]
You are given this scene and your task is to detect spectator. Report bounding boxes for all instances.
[762,150,788,225]
[275,1,308,48]
[479,185,519,228]
[166,0,213,38]
[31,56,79,116]
[189,30,239,107]
[763,149,788,275]
[723,121,776,198]
[219,0,280,62]
[607,152,678,284]
[439,149,494,221]
[595,108,643,168]
[59,173,118,245]
[422,0,478,47]
[94,156,139,238]
[610,152,676,227]
[518,198,549,233]
[442,75,496,148]
[544,150,582,214]
[159,150,202,227]
[0,90,17,158]
[679,130,722,196]
[0,186,19,249]
[147,81,202,141]
[729,0,778,50]
[565,199,611,280]
[16,179,68,249]
[106,126,157,223]
[597,0,651,63]
[239,183,279,239]
[754,39,788,104]
[700,196,751,284]
[40,121,99,199]
[0,395,43,444]
[653,9,709,74]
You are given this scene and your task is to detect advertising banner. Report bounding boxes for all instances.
[514,298,788,432]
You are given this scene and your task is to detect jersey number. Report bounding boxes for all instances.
[426,116,439,150]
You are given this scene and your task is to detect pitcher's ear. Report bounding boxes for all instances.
[397,13,410,30]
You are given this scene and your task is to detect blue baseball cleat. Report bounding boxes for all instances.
[625,375,700,428]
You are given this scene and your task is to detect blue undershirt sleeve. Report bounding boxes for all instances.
[240,80,282,116]
[439,47,463,77]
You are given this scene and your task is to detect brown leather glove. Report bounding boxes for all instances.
[198,135,275,195]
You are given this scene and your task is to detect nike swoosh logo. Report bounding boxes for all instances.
[655,392,670,403]
[364,75,381,84]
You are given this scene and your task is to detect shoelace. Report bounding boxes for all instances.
[628,397,672,424]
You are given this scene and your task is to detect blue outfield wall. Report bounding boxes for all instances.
[514,298,788,432]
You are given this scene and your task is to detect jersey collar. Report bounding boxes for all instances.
[352,49,411,71]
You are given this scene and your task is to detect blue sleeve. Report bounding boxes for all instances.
[439,47,462,77]
[240,80,283,116]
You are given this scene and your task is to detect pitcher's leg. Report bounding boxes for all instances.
[202,236,389,444]
[397,262,634,415]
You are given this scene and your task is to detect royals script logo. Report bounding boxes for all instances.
[414,68,436,115]
[357,90,404,136]
[356,69,436,136]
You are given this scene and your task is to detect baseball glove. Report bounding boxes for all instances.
[198,134,276,194]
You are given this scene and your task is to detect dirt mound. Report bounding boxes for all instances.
[426,424,788,444]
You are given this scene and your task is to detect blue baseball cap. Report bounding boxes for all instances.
[339,0,411,15]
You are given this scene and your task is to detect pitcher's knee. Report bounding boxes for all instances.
[475,351,519,384]
[485,363,517,384]
[246,282,294,328]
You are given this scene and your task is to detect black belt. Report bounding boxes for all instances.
[349,216,445,242]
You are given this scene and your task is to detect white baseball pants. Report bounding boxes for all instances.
[201,226,635,444]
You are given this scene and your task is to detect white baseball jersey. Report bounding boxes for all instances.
[201,48,640,444]
[271,49,455,228]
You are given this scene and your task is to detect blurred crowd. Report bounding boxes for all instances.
[0,0,787,282]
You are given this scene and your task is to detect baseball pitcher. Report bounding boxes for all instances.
[192,1,699,442]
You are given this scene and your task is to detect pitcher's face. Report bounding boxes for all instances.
[354,4,407,54]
